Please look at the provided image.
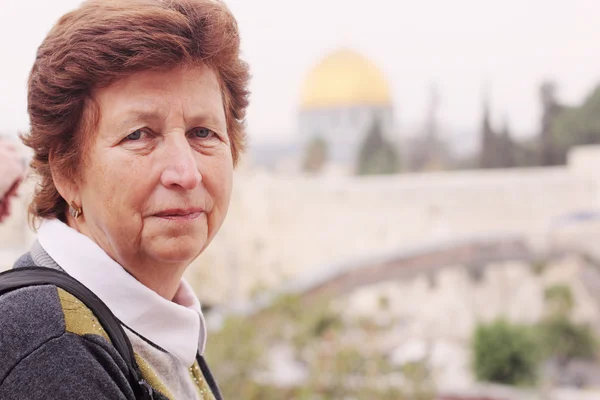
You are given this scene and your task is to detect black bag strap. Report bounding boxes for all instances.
[196,354,224,400]
[0,267,153,400]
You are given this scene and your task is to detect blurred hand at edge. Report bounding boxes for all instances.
[0,139,26,222]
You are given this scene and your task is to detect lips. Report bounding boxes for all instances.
[153,208,204,220]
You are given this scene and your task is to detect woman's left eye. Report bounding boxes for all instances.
[126,129,144,141]
[191,128,215,139]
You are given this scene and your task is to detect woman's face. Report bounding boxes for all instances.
[71,65,233,272]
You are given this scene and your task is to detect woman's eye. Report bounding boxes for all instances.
[126,130,143,141]
[192,128,214,139]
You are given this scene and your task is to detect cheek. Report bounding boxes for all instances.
[84,154,150,219]
[206,154,233,213]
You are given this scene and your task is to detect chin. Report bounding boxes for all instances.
[150,238,205,265]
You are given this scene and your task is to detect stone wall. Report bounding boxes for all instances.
[196,146,600,304]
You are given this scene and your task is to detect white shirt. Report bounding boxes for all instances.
[37,218,207,367]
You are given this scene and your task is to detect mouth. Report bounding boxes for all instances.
[153,208,204,220]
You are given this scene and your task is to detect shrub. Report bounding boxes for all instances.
[544,284,574,316]
[539,284,597,364]
[472,319,539,385]
[538,316,597,364]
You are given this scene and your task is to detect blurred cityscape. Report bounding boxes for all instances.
[2,1,600,399]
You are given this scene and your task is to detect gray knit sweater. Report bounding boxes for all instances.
[0,242,218,400]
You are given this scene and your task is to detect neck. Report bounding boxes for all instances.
[124,262,186,300]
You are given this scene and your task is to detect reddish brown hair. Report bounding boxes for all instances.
[23,0,250,221]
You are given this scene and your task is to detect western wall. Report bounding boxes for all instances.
[177,145,600,305]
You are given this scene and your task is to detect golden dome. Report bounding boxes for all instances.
[300,49,392,110]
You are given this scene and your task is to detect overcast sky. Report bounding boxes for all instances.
[1,0,599,143]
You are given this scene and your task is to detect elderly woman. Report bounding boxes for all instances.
[0,0,249,399]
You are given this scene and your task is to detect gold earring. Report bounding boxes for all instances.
[69,202,82,219]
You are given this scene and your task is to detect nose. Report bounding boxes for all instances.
[160,133,202,190]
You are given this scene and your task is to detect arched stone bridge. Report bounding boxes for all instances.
[289,234,534,301]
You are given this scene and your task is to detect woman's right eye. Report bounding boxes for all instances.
[126,130,143,141]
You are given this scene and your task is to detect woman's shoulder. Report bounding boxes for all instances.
[0,280,68,380]
[0,251,68,352]
[0,284,134,398]
[7,249,113,342]
[0,274,66,344]
[0,269,134,398]
[1,252,114,351]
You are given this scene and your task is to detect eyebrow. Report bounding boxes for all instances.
[115,108,226,133]
[115,110,167,133]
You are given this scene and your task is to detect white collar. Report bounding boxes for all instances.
[37,218,207,367]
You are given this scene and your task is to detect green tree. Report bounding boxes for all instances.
[498,119,516,168]
[538,317,597,366]
[356,118,400,175]
[512,137,541,168]
[549,84,600,164]
[539,81,565,165]
[472,319,539,385]
[538,284,597,366]
[302,136,328,173]
[479,100,499,169]
[204,315,274,399]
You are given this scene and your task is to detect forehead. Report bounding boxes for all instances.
[93,65,225,127]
